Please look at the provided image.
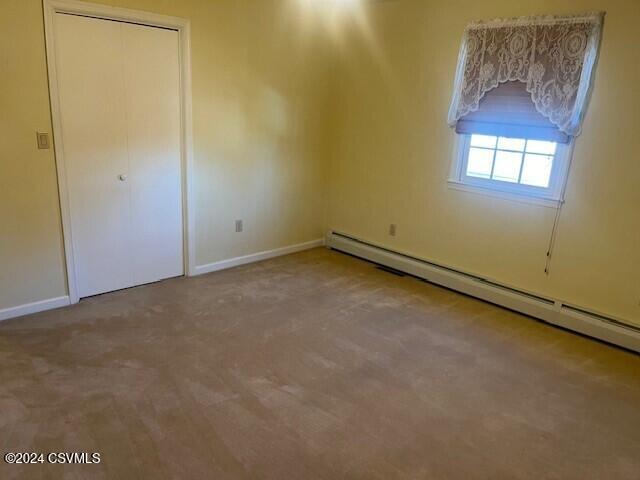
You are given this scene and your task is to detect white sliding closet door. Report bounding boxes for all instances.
[54,14,183,298]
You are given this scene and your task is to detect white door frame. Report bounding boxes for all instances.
[43,0,196,304]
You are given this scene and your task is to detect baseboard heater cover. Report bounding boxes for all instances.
[326,231,640,353]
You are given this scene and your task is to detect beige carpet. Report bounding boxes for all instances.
[1,247,639,479]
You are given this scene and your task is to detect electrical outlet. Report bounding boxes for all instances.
[235,219,243,233]
[36,132,50,149]
[389,224,396,236]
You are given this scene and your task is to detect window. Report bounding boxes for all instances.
[449,133,571,207]
[446,14,604,208]
[448,81,572,207]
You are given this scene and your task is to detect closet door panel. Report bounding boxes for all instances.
[54,14,133,297]
[122,23,184,285]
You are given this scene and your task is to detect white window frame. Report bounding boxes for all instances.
[448,134,574,208]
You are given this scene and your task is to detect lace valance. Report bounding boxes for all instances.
[447,13,605,138]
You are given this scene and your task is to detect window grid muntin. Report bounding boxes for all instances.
[465,135,556,188]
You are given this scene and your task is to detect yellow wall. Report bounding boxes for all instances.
[1,0,68,309]
[0,0,332,310]
[326,0,640,325]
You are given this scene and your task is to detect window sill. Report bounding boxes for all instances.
[447,179,563,208]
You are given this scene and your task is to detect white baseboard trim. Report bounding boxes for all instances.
[327,231,640,353]
[0,296,71,322]
[193,238,324,276]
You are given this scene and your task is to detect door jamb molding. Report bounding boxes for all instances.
[43,0,195,303]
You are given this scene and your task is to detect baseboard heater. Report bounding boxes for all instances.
[326,231,640,353]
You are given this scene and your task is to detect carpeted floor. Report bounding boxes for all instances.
[1,247,639,479]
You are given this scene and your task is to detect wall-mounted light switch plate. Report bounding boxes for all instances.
[389,224,397,236]
[36,132,50,149]
[235,219,243,233]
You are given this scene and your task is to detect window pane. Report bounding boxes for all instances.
[466,147,494,178]
[470,134,497,148]
[526,140,557,155]
[492,150,522,183]
[521,154,553,187]
[497,137,526,151]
